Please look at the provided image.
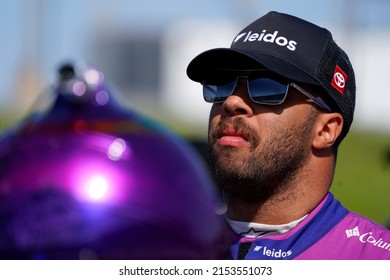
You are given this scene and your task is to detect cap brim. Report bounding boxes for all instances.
[187,48,319,85]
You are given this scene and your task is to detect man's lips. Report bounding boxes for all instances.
[216,127,249,147]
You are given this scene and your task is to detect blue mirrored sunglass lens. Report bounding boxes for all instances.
[203,80,236,103]
[202,76,289,105]
[248,78,288,104]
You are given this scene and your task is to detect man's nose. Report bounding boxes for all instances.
[221,79,254,117]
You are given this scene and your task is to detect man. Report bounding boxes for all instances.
[186,11,390,259]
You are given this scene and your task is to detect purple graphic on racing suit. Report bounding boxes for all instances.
[230,193,390,260]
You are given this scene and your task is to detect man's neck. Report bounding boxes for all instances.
[225,184,328,225]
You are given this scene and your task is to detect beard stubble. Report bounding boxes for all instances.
[208,112,316,204]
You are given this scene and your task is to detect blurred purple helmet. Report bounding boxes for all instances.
[0,62,228,259]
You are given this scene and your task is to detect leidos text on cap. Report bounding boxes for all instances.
[233,30,298,51]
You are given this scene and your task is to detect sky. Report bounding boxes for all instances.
[1,0,390,132]
[2,0,388,94]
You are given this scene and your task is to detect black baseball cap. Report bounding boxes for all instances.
[187,11,356,143]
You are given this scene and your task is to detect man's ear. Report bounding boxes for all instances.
[312,112,343,149]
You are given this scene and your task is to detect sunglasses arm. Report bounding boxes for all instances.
[290,83,332,112]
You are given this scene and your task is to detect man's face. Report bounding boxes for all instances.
[208,79,318,203]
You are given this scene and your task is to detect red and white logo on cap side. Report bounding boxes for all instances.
[331,65,347,95]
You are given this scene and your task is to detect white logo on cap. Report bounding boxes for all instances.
[333,72,345,89]
[331,65,348,95]
[233,30,297,51]
[233,33,247,43]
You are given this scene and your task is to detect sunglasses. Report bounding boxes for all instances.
[202,69,331,112]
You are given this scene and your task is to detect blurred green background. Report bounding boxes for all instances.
[332,130,390,227]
